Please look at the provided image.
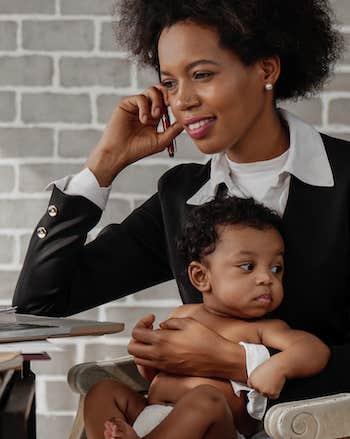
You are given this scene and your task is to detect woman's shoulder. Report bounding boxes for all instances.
[321,133,350,157]
[321,133,350,176]
[157,161,211,197]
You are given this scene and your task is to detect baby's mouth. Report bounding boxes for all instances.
[254,293,272,304]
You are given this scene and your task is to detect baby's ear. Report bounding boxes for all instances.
[188,261,211,293]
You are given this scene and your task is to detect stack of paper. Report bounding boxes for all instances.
[0,306,17,323]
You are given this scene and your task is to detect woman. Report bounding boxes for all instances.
[13,0,349,432]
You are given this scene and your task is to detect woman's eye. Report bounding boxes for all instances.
[193,72,213,80]
[161,80,176,89]
[239,263,255,271]
[271,265,283,274]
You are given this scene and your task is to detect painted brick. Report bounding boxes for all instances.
[23,20,94,51]
[0,0,55,14]
[37,415,74,439]
[0,166,15,192]
[325,73,350,92]
[58,129,102,158]
[71,308,100,321]
[22,93,91,123]
[97,198,132,228]
[0,235,15,264]
[0,199,49,228]
[60,0,115,15]
[0,128,54,158]
[32,344,77,375]
[133,279,182,302]
[20,233,31,264]
[111,164,169,194]
[137,65,158,90]
[333,0,350,25]
[0,92,15,122]
[343,33,350,64]
[19,163,82,193]
[0,56,53,86]
[84,343,128,362]
[46,381,79,411]
[329,98,350,125]
[279,97,323,126]
[60,57,131,87]
[0,270,20,301]
[97,94,126,124]
[0,21,17,50]
[100,21,122,51]
[326,132,350,142]
[105,306,176,338]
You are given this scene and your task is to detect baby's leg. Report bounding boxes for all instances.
[84,379,147,439]
[109,385,237,439]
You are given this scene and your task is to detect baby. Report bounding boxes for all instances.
[94,196,330,439]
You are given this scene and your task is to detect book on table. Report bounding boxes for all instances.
[0,352,22,372]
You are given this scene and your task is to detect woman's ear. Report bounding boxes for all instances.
[188,261,211,293]
[259,55,281,87]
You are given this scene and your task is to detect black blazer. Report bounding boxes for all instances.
[13,133,350,402]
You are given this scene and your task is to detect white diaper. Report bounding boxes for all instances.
[133,404,173,437]
[132,403,246,439]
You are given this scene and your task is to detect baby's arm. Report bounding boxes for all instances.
[134,306,193,382]
[248,320,330,399]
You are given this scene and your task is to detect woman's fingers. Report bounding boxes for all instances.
[158,120,183,149]
[134,313,155,329]
[159,317,191,330]
[144,86,165,119]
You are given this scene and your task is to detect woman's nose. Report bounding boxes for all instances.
[174,87,200,110]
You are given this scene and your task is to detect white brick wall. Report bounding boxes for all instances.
[0,1,349,437]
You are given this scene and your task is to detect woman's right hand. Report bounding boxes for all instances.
[85,86,183,187]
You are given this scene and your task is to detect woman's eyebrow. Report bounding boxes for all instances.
[160,59,219,76]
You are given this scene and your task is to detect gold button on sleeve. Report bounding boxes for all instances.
[36,227,47,239]
[48,205,58,217]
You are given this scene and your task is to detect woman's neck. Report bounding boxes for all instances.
[226,108,290,163]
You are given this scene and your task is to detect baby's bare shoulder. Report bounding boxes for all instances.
[168,303,202,319]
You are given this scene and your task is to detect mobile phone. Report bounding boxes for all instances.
[157,69,176,157]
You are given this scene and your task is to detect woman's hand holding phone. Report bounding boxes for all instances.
[85,85,183,187]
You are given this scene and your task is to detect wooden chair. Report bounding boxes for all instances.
[67,355,350,439]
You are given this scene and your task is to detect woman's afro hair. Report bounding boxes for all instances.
[114,0,344,100]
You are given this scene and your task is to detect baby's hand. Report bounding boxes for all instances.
[247,362,286,400]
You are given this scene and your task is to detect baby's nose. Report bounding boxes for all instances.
[255,271,273,285]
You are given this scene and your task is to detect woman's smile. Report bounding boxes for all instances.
[184,116,217,139]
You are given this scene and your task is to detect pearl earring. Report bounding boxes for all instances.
[265,83,273,91]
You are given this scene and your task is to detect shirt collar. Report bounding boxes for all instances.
[187,109,334,206]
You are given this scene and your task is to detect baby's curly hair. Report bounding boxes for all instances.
[177,196,283,266]
[115,0,343,100]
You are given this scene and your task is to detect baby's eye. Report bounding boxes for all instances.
[239,263,255,271]
[271,265,283,274]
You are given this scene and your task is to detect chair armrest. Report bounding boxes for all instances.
[264,393,350,439]
[67,355,149,396]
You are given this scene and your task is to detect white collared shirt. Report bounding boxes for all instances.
[186,109,334,214]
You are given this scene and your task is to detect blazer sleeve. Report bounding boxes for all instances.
[12,186,173,316]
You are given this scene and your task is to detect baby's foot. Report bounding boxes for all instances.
[104,418,140,439]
